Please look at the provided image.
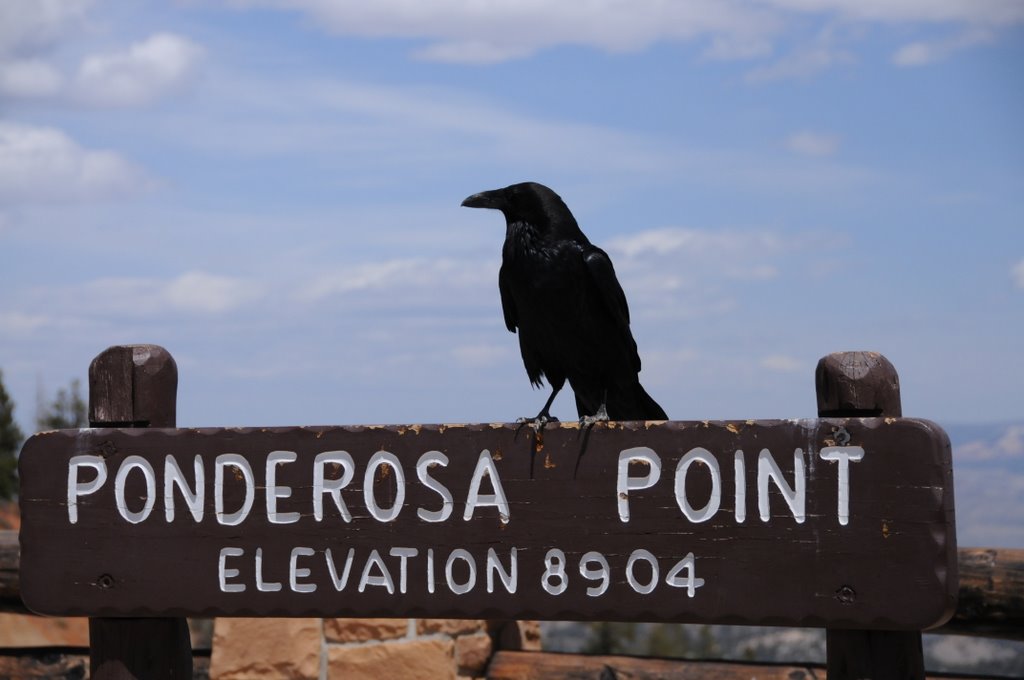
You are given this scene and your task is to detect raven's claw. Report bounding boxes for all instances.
[515,413,558,438]
[578,404,609,430]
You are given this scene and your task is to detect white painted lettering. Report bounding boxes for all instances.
[164,454,204,522]
[820,446,865,526]
[325,547,355,591]
[219,547,245,593]
[758,448,806,523]
[463,449,510,524]
[486,547,518,594]
[445,548,477,595]
[734,450,747,523]
[665,552,705,597]
[358,549,395,593]
[290,547,317,593]
[214,454,255,526]
[626,549,659,594]
[255,547,282,592]
[674,447,721,523]
[579,551,610,597]
[427,548,436,594]
[67,455,107,524]
[616,447,662,522]
[313,451,354,522]
[266,450,300,524]
[541,549,568,595]
[389,547,419,594]
[416,451,453,522]
[364,451,405,522]
[114,455,156,524]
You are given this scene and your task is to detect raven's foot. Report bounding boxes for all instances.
[579,404,609,429]
[515,413,559,438]
[515,413,559,480]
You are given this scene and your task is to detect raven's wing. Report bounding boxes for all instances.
[498,265,518,332]
[583,246,640,371]
[583,247,630,328]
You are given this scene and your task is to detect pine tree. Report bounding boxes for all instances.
[0,369,25,500]
[36,378,87,430]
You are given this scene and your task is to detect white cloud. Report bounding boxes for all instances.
[0,0,91,56]
[765,0,1024,26]
[746,45,854,81]
[1013,259,1024,289]
[0,121,151,203]
[607,228,784,260]
[786,131,841,157]
[597,228,793,322]
[0,3,205,108]
[234,0,784,64]
[761,355,804,372]
[958,425,1024,462]
[892,28,994,66]
[74,33,204,107]
[83,272,263,315]
[299,257,495,305]
[164,272,261,314]
[0,58,63,98]
[228,0,1024,77]
[451,344,512,367]
[0,311,51,335]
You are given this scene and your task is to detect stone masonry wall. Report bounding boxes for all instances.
[209,618,540,679]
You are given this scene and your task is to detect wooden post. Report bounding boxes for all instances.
[88,345,192,680]
[816,351,925,680]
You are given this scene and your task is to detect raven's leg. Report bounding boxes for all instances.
[533,384,561,423]
[516,383,562,435]
[515,384,563,478]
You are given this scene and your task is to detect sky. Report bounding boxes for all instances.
[1,2,1022,442]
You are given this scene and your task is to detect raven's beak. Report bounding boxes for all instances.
[461,189,504,210]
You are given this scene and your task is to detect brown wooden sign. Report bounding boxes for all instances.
[18,418,956,629]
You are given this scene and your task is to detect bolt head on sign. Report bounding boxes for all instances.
[18,418,956,629]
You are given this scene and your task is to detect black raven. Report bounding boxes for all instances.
[462,181,667,424]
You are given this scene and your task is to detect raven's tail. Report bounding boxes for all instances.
[576,382,668,421]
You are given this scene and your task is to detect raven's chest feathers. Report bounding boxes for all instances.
[499,222,623,383]
[501,223,592,321]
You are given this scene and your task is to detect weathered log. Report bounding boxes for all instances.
[0,649,209,679]
[0,529,25,613]
[486,650,822,680]
[940,547,1024,639]
[485,650,987,680]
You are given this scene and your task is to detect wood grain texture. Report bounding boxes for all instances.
[816,352,902,418]
[88,345,177,428]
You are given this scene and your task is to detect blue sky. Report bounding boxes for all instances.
[1,1,1022,443]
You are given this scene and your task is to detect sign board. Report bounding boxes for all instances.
[18,418,956,629]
